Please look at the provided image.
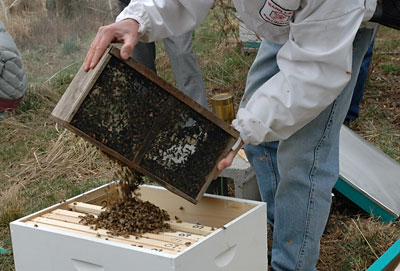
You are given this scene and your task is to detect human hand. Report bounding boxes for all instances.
[214,139,244,179]
[84,19,141,72]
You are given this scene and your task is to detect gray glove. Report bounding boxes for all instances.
[0,20,27,100]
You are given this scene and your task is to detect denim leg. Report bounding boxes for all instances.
[240,39,282,110]
[346,27,377,121]
[242,29,375,270]
[245,141,279,226]
[163,32,210,110]
[242,39,282,227]
[271,27,376,271]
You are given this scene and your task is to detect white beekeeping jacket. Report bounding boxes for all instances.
[117,0,377,145]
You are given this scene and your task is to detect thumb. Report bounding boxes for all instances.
[120,34,138,60]
[120,43,133,60]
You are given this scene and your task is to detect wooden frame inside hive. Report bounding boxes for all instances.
[20,183,256,255]
[27,204,212,254]
[50,46,239,204]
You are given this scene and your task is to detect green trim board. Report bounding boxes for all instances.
[334,178,398,223]
[368,239,400,271]
[238,21,261,52]
[0,246,7,254]
[243,41,261,48]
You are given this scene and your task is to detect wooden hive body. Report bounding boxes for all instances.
[10,183,267,271]
[51,46,239,204]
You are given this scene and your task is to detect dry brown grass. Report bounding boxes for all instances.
[0,125,116,188]
[319,215,399,270]
[0,189,25,227]
[0,0,116,49]
[317,191,400,270]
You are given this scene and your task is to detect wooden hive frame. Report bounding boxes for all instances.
[19,183,260,256]
[26,202,213,255]
[50,46,239,204]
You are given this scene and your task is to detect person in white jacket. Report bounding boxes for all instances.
[84,0,398,270]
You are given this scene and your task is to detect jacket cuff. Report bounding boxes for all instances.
[115,3,149,38]
[232,108,271,146]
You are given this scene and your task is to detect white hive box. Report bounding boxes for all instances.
[10,183,267,271]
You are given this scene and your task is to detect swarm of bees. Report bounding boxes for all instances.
[79,154,171,237]
[79,196,171,237]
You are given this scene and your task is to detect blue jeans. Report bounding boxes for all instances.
[118,0,209,110]
[346,31,377,121]
[241,27,376,271]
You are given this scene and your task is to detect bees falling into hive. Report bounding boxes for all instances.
[79,155,172,237]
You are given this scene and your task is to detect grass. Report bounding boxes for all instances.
[382,64,400,74]
[0,1,399,270]
[61,38,81,55]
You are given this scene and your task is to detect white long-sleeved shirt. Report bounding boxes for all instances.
[117,0,377,145]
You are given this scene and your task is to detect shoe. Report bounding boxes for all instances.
[370,0,400,30]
